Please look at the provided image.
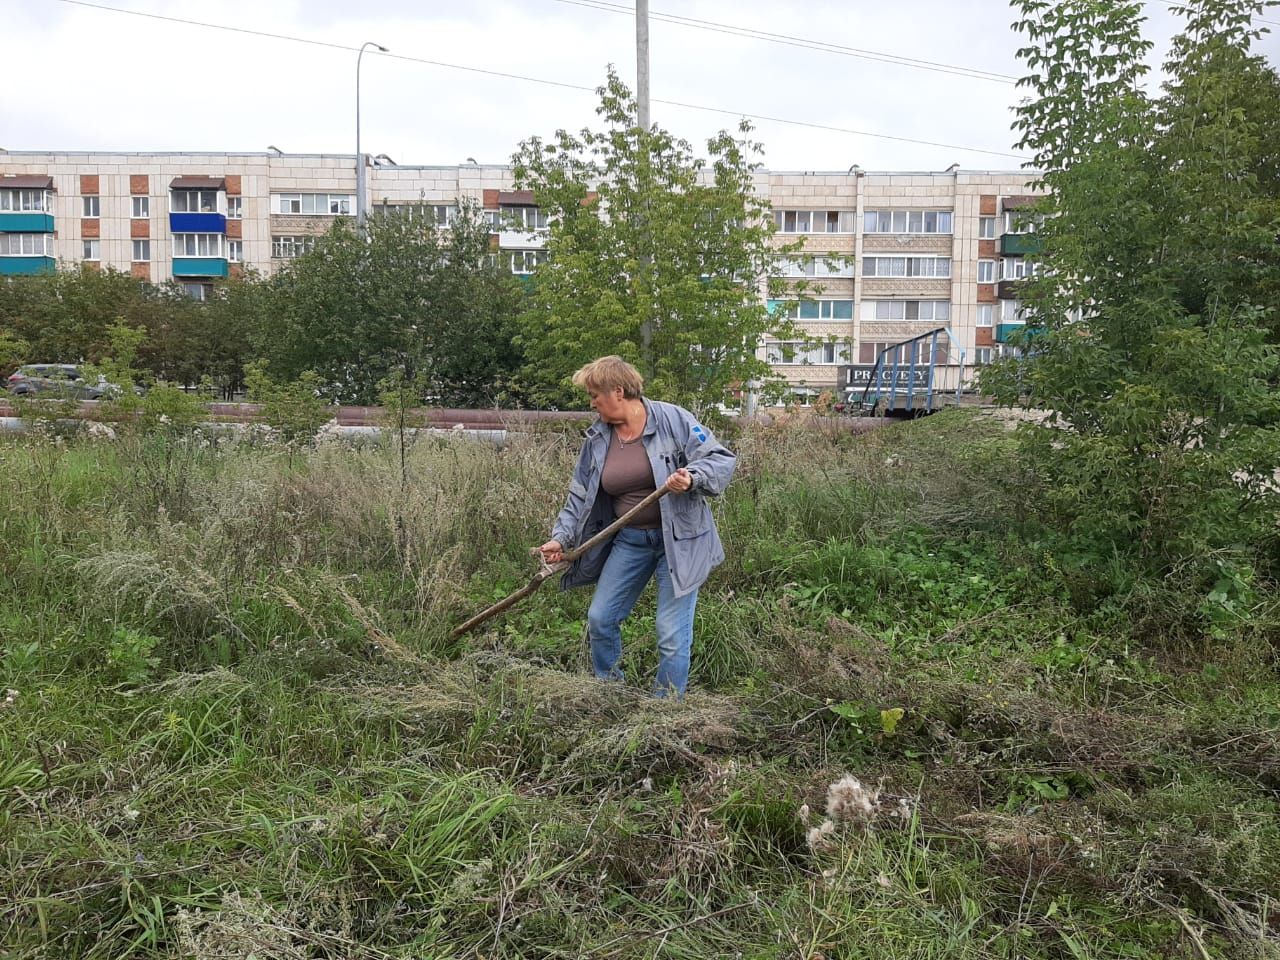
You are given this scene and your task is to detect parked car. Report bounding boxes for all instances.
[5,364,129,400]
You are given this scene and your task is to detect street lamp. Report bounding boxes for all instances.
[356,41,388,227]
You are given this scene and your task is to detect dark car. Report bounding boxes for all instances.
[5,364,125,400]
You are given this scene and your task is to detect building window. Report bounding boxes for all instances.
[228,240,242,263]
[858,340,892,364]
[858,339,940,365]
[132,240,150,262]
[1004,210,1039,234]
[861,256,951,278]
[973,347,993,365]
[82,196,100,218]
[1,189,51,212]
[0,233,54,256]
[172,234,223,258]
[862,210,953,234]
[1002,258,1038,280]
[171,190,219,213]
[765,339,851,365]
[131,196,149,219]
[181,282,210,301]
[227,197,242,219]
[1001,299,1029,323]
[863,300,951,322]
[979,216,996,239]
[977,260,996,283]
[773,209,856,234]
[772,299,855,321]
[501,206,548,231]
[82,239,100,260]
[509,249,547,274]
[272,193,354,215]
[976,304,994,327]
[775,256,854,278]
[271,235,316,258]
[374,202,457,225]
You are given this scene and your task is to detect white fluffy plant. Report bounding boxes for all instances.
[800,774,916,854]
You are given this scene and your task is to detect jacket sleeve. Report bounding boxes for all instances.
[550,439,594,548]
[678,408,736,497]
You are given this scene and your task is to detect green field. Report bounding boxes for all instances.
[1,411,1277,959]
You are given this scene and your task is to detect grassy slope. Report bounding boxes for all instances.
[0,412,1277,959]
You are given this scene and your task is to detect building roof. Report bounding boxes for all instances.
[498,190,536,206]
[0,174,54,189]
[170,176,227,189]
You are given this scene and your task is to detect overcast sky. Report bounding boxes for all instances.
[4,0,1278,172]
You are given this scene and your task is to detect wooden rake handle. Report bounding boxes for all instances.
[451,485,672,639]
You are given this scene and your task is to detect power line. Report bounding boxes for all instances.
[546,0,1020,84]
[49,0,1028,161]
[1139,1,1280,28]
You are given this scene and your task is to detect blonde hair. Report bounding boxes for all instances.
[571,356,645,399]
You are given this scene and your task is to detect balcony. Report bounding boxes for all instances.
[169,212,226,234]
[995,323,1044,344]
[997,279,1028,300]
[172,258,228,278]
[1000,233,1042,256]
[0,256,55,275]
[497,230,547,249]
[0,213,55,233]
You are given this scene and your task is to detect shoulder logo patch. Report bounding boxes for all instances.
[691,424,708,444]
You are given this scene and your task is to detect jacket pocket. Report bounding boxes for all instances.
[670,500,713,540]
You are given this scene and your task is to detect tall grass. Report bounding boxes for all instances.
[1,411,1277,958]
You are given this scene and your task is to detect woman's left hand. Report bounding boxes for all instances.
[666,468,694,493]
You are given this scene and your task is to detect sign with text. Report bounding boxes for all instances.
[842,365,930,390]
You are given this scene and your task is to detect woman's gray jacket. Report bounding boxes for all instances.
[551,399,736,599]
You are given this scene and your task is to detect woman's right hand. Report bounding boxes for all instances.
[534,539,564,564]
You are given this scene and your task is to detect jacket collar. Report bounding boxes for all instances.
[584,397,655,440]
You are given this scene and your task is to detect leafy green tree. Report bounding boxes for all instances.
[982,0,1280,571]
[137,278,264,398]
[258,203,523,405]
[0,267,148,363]
[512,68,801,411]
[0,330,28,380]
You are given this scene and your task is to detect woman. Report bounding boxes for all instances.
[537,356,737,697]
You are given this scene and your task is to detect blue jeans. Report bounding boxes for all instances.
[586,527,698,697]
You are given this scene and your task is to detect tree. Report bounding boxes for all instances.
[0,267,150,363]
[511,68,801,412]
[138,277,264,399]
[257,203,524,405]
[981,0,1280,571]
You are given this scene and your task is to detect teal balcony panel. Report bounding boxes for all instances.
[1000,233,1042,256]
[172,257,228,278]
[0,256,56,275]
[0,213,55,232]
[995,323,1045,344]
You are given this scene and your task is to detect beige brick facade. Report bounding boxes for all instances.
[2,152,1043,396]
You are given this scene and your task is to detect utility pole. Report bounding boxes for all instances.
[636,0,650,132]
[636,0,653,375]
[355,41,388,229]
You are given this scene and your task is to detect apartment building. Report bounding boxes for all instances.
[0,152,1042,396]
[761,167,1044,402]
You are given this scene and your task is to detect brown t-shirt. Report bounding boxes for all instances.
[601,431,661,528]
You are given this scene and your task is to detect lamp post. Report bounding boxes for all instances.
[356,41,388,228]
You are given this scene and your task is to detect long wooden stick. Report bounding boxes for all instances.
[451,485,671,638]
